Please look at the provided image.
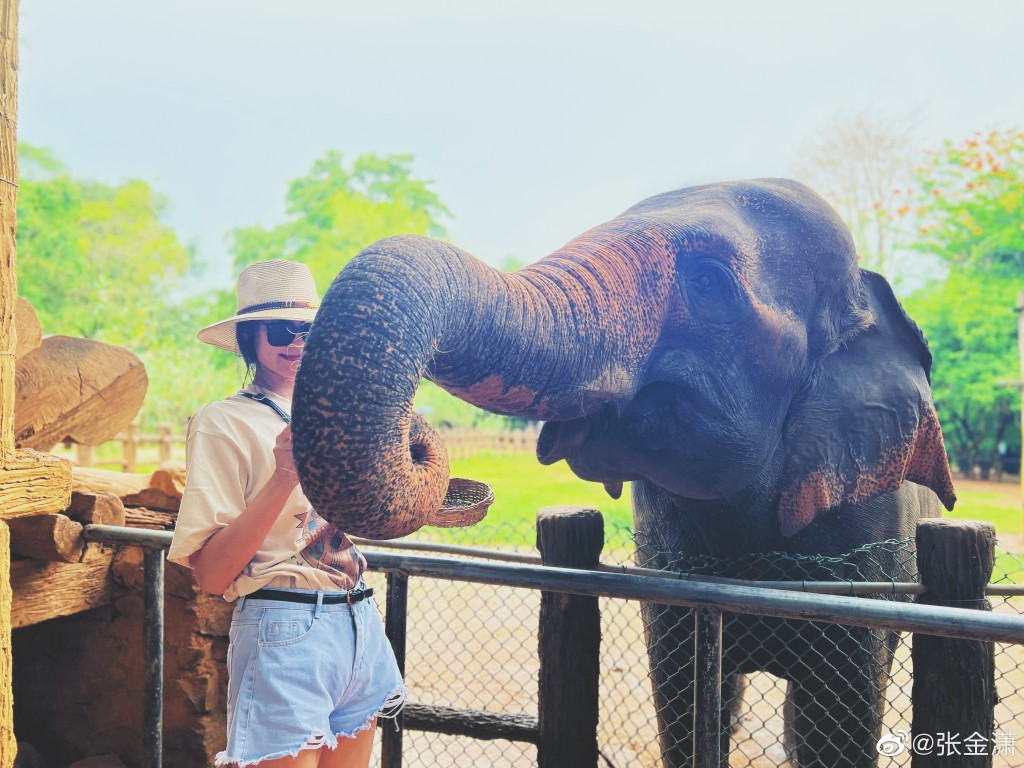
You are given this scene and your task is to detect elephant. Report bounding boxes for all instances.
[291,178,956,767]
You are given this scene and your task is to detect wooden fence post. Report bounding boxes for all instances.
[157,424,172,465]
[75,442,93,468]
[122,423,137,473]
[912,518,996,767]
[536,506,602,768]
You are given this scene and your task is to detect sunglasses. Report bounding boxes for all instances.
[263,320,312,347]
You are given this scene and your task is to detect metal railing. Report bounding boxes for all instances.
[79,523,1024,768]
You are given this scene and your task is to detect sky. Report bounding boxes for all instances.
[17,0,1024,289]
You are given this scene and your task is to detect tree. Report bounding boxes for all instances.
[902,128,1024,477]
[231,150,507,429]
[912,128,1024,271]
[16,144,193,343]
[791,110,920,281]
[903,268,1019,477]
[230,151,451,292]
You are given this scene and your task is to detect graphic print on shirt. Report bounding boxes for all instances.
[293,507,367,589]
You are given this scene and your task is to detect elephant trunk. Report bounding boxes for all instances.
[292,229,672,538]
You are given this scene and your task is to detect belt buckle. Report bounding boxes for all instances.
[347,589,356,605]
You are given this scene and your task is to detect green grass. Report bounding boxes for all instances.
[73,446,1024,572]
[949,490,1022,535]
[432,452,634,548]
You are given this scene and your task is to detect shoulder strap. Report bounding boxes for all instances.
[237,391,291,424]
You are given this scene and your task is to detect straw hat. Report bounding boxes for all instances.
[198,260,320,353]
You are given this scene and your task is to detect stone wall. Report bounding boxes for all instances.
[12,549,231,768]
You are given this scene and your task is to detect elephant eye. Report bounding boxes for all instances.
[686,261,730,295]
[695,273,716,290]
[682,259,747,322]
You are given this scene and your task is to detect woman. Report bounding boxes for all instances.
[168,260,406,767]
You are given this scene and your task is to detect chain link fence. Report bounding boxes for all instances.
[363,518,1024,767]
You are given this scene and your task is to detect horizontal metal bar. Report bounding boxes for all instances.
[362,550,1024,645]
[84,526,1024,598]
[82,525,173,549]
[356,537,1024,597]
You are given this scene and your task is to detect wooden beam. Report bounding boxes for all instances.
[8,513,84,562]
[0,0,16,468]
[66,491,126,527]
[9,547,118,629]
[0,522,12,765]
[0,449,72,519]
[0,0,19,761]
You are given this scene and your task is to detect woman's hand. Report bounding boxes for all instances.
[190,425,301,595]
[271,425,300,486]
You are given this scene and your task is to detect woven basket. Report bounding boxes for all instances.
[425,477,495,528]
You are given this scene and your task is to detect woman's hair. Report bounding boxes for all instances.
[236,321,260,382]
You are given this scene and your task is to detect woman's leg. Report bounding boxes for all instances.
[318,720,377,768]
[230,748,321,768]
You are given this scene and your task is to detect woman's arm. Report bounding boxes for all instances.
[189,425,299,595]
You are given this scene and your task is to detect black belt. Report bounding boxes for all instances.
[248,587,374,605]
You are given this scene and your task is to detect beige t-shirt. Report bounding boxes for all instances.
[168,384,366,601]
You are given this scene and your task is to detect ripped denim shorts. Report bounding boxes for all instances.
[216,588,407,767]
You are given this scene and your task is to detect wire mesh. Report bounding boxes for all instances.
[363,519,1024,767]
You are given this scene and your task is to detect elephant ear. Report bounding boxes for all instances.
[778,270,956,537]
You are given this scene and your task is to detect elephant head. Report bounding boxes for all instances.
[291,178,956,540]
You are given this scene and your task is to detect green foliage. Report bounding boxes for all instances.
[912,129,1024,271]
[903,128,1024,476]
[904,269,1019,475]
[426,451,634,547]
[17,144,193,343]
[230,151,450,292]
[413,380,513,429]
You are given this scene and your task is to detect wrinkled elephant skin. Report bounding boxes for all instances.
[292,178,956,766]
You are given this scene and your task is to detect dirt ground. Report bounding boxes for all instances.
[367,480,1024,767]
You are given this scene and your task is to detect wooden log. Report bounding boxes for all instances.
[0,1,20,760]
[148,464,185,501]
[66,491,126,526]
[9,547,119,628]
[536,505,603,768]
[13,296,40,358]
[8,512,84,562]
[72,466,181,512]
[0,522,12,766]
[124,507,177,531]
[14,335,148,451]
[0,449,72,519]
[72,465,149,497]
[123,488,180,512]
[912,518,996,768]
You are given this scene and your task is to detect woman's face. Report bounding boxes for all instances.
[253,320,309,390]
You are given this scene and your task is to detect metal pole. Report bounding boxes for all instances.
[694,606,723,768]
[361,551,1024,645]
[381,572,408,768]
[143,547,165,768]
[1017,291,1024,531]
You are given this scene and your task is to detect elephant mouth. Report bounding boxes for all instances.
[537,380,774,503]
[537,411,641,498]
[536,417,589,465]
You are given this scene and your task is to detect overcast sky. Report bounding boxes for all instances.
[17,1,1024,288]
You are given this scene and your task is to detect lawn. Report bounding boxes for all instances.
[80,447,1024,570]
[434,454,1024,557]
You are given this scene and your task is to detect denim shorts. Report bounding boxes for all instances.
[216,588,407,766]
